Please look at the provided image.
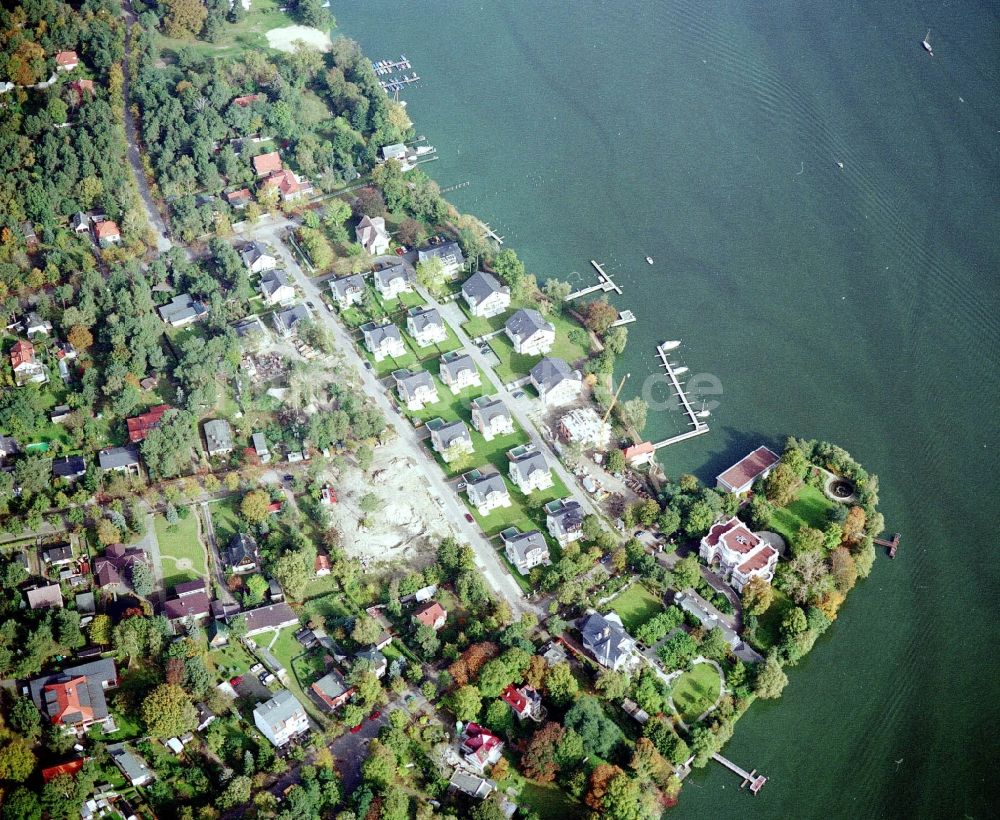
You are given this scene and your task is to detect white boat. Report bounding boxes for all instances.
[660,340,681,351]
[671,365,689,375]
[922,30,933,56]
[696,400,711,419]
[646,256,654,265]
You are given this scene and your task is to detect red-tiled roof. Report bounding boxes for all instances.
[94,220,120,239]
[261,168,307,197]
[253,151,282,176]
[738,545,776,573]
[10,339,34,369]
[43,676,93,724]
[225,188,251,204]
[717,446,780,492]
[719,521,761,555]
[126,404,170,443]
[413,601,446,628]
[623,442,655,460]
[500,684,528,714]
[42,758,85,782]
[233,94,262,107]
[461,723,502,763]
[55,51,78,66]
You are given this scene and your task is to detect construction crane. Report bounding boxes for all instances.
[602,372,630,423]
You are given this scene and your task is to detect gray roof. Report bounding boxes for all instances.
[0,435,19,458]
[501,528,549,564]
[52,455,86,478]
[29,658,117,724]
[273,304,310,334]
[27,584,63,609]
[158,293,207,325]
[508,449,549,483]
[43,544,73,563]
[439,351,476,382]
[545,499,583,536]
[98,445,140,470]
[260,269,292,297]
[254,689,306,730]
[312,669,350,700]
[428,418,472,450]
[462,270,508,306]
[530,357,579,391]
[227,533,258,567]
[393,368,434,400]
[417,239,464,267]
[580,612,633,669]
[355,647,386,669]
[373,262,413,289]
[241,241,272,266]
[361,321,402,348]
[252,432,269,454]
[505,308,553,343]
[203,419,233,453]
[449,769,495,798]
[471,396,511,426]
[674,592,740,648]
[330,274,365,299]
[406,306,443,334]
[233,316,267,338]
[464,468,508,501]
[108,744,153,784]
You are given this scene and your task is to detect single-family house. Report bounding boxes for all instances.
[373,262,414,299]
[52,455,86,483]
[224,188,252,209]
[268,578,284,602]
[272,304,311,337]
[164,581,211,624]
[505,309,555,356]
[354,647,388,679]
[470,397,514,441]
[355,215,390,255]
[622,441,656,467]
[417,239,465,276]
[459,723,503,772]
[427,418,474,463]
[42,544,74,567]
[413,601,447,631]
[439,351,480,394]
[254,690,309,747]
[315,553,332,575]
[405,306,447,347]
[157,293,207,327]
[579,611,636,671]
[108,744,153,787]
[98,446,141,476]
[94,544,148,590]
[55,51,79,71]
[461,271,510,318]
[558,407,611,449]
[716,446,781,495]
[507,446,553,493]
[673,591,741,650]
[544,498,584,546]
[126,404,170,443]
[29,658,118,734]
[252,151,283,177]
[699,516,778,592]
[449,770,495,799]
[0,435,20,463]
[93,220,121,247]
[393,368,439,411]
[251,432,270,464]
[71,212,91,233]
[50,405,72,424]
[10,339,47,386]
[195,703,217,732]
[226,533,259,574]
[330,274,366,308]
[500,528,551,575]
[236,603,299,637]
[311,670,355,711]
[203,419,234,456]
[530,357,583,408]
[463,467,511,516]
[360,321,406,362]
[241,241,277,274]
[258,269,295,306]
[500,684,546,722]
[262,168,313,201]
[25,312,53,338]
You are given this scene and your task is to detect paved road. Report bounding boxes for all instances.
[245,221,536,616]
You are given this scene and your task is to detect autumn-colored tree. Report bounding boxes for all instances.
[447,642,499,687]
[67,324,94,350]
[162,0,208,38]
[95,519,121,546]
[240,489,271,524]
[815,589,846,621]
[585,764,625,811]
[741,575,773,617]
[630,737,674,790]
[842,505,867,543]
[141,683,198,737]
[490,757,510,782]
[164,656,185,685]
[830,547,858,592]
[583,298,619,335]
[521,722,564,783]
[523,654,548,691]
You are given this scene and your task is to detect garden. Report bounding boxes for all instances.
[768,483,836,544]
[608,583,665,633]
[670,661,723,725]
[154,511,208,588]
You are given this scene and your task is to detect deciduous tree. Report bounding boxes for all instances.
[142,684,197,738]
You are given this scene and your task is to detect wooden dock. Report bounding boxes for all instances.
[649,342,709,449]
[874,532,901,558]
[610,309,636,327]
[712,753,767,795]
[566,260,623,300]
[482,223,505,245]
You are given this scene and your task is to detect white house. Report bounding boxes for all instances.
[258,269,295,306]
[463,468,511,516]
[373,262,414,299]
[405,306,447,347]
[330,274,365,308]
[416,239,465,276]
[580,611,636,671]
[439,351,480,394]
[507,446,553,494]
[501,528,551,575]
[461,271,511,318]
[253,690,309,747]
[241,241,276,274]
[716,446,781,494]
[9,340,47,386]
[361,321,406,362]
[427,418,473,463]
[504,308,555,356]
[356,215,390,255]
[470,396,514,441]
[544,498,583,546]
[392,368,439,411]
[530,357,582,408]
[699,516,778,592]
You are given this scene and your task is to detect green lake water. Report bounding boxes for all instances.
[335,1,1000,816]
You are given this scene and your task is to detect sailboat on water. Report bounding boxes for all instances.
[922,29,934,56]
[695,400,711,419]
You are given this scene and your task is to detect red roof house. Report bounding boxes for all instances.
[622,441,655,467]
[55,51,79,71]
[42,758,85,782]
[459,723,503,772]
[314,553,331,576]
[413,601,447,631]
[94,220,121,246]
[715,446,780,494]
[252,151,283,177]
[260,169,312,202]
[500,684,545,721]
[224,188,252,208]
[70,79,95,98]
[10,339,35,371]
[126,404,170,443]
[233,93,263,107]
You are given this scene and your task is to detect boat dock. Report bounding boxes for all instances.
[610,309,636,327]
[440,181,470,194]
[483,223,505,245]
[874,532,901,558]
[650,341,709,449]
[380,74,420,93]
[372,56,411,75]
[712,753,767,795]
[566,260,623,300]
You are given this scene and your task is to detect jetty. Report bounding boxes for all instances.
[482,223,505,245]
[711,753,767,795]
[372,56,411,75]
[380,74,420,93]
[440,181,471,194]
[874,532,901,558]
[610,309,636,327]
[650,342,709,450]
[566,260,623,300]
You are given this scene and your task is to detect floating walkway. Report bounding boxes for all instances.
[380,74,420,93]
[650,342,709,450]
[482,223,505,245]
[711,753,767,795]
[372,56,412,75]
[566,260,623,300]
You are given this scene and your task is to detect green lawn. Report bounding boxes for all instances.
[365,342,421,378]
[672,661,723,724]
[209,641,257,679]
[481,303,590,383]
[608,583,664,633]
[154,512,208,589]
[505,769,582,819]
[770,483,836,544]
[302,591,354,627]
[209,496,243,546]
[467,472,569,538]
[155,0,297,59]
[377,288,425,312]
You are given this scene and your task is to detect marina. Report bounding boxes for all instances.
[372,55,412,75]
[380,73,421,93]
[565,260,623,300]
[651,341,710,450]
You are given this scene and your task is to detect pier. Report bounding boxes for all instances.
[440,181,471,194]
[380,74,420,93]
[482,223,505,245]
[711,753,767,795]
[874,532,901,558]
[649,342,709,449]
[610,309,636,327]
[372,56,411,75]
[566,260,623,300]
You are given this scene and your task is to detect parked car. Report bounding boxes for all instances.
[306,300,315,309]
[512,390,525,399]
[229,676,243,686]
[350,723,364,734]
[464,513,474,523]
[249,664,264,675]
[394,247,406,256]
[369,710,382,721]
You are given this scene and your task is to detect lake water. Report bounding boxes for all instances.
[336,1,1000,817]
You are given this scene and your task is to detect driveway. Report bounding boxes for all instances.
[140,511,166,607]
